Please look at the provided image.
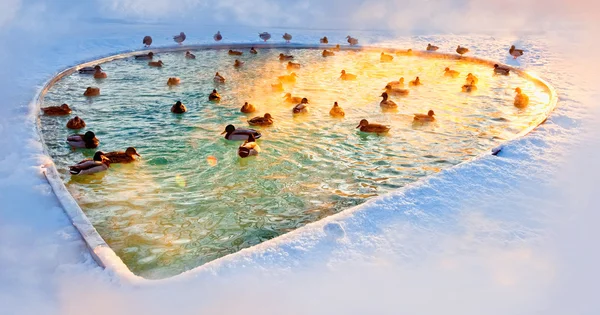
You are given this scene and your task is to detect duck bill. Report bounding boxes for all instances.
[220,131,227,135]
[356,124,360,128]
[135,153,141,156]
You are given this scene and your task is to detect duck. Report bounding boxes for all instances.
[93,67,107,79]
[167,77,180,86]
[143,36,152,47]
[185,51,196,59]
[148,60,164,67]
[293,98,309,114]
[514,87,529,108]
[283,33,292,43]
[214,72,225,83]
[329,102,345,117]
[221,124,261,141]
[66,116,86,129]
[41,103,71,116]
[284,93,303,104]
[69,151,110,175]
[228,49,243,56]
[209,89,221,101]
[250,47,258,54]
[241,102,257,113]
[346,36,358,46]
[320,36,329,44]
[259,32,271,42]
[271,82,284,92]
[171,101,187,113]
[248,113,273,126]
[278,73,297,83]
[279,53,294,61]
[134,52,154,60]
[214,31,222,42]
[105,147,140,164]
[466,73,479,85]
[78,65,101,74]
[456,45,469,56]
[234,59,244,67]
[83,87,100,97]
[380,92,398,109]
[173,32,186,45]
[414,110,435,122]
[380,52,394,62]
[409,77,422,86]
[238,134,260,158]
[444,67,460,78]
[427,43,439,51]
[493,64,510,75]
[340,70,357,81]
[384,85,410,96]
[322,50,335,57]
[67,131,99,149]
[509,45,524,59]
[332,44,341,51]
[356,119,390,133]
[387,77,405,88]
[286,61,301,70]
[461,84,478,93]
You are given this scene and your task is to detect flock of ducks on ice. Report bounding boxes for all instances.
[41,31,529,176]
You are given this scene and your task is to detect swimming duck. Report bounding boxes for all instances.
[284,93,303,104]
[173,32,186,45]
[414,110,435,122]
[234,59,245,67]
[461,84,478,93]
[427,43,439,51]
[287,61,301,70]
[214,31,222,42]
[271,82,284,92]
[143,36,152,47]
[380,92,398,109]
[283,33,292,43]
[322,50,335,57]
[387,77,405,88]
[228,49,243,56]
[279,53,294,61]
[221,124,261,141]
[340,70,357,81]
[493,64,510,75]
[171,101,187,113]
[93,67,107,79]
[409,77,422,86]
[78,65,101,74]
[293,98,309,114]
[135,52,154,60]
[66,116,86,129]
[241,102,256,113]
[238,134,260,158]
[185,51,196,59]
[384,85,410,96]
[509,45,524,59]
[214,72,225,83]
[209,89,221,101]
[320,36,329,44]
[248,113,273,126]
[346,36,358,46]
[69,151,110,176]
[356,119,390,133]
[514,87,529,108]
[259,32,271,42]
[105,147,140,164]
[278,73,297,83]
[466,73,479,85]
[167,77,180,86]
[456,45,469,56]
[380,52,394,62]
[41,103,71,116]
[84,87,100,97]
[67,131,99,149]
[332,44,341,51]
[250,47,258,54]
[444,67,460,78]
[329,102,345,117]
[148,60,164,67]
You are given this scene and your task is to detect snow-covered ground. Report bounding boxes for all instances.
[1,1,599,314]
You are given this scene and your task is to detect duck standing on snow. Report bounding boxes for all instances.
[287,61,301,70]
[105,147,140,164]
[79,65,101,74]
[143,36,152,47]
[234,59,244,68]
[514,87,529,108]
[271,82,284,92]
[209,89,221,101]
[444,67,460,78]
[409,77,422,86]
[248,113,273,126]
[259,32,271,42]
[221,124,261,140]
[414,110,435,122]
[167,77,180,86]
[322,50,335,57]
[329,102,345,117]
[387,77,405,88]
[284,93,303,104]
[380,52,394,62]
[320,36,329,44]
[493,64,510,75]
[427,43,439,51]
[69,151,110,175]
[384,84,410,96]
[214,72,225,83]
[67,131,99,149]
[148,60,164,67]
[356,119,390,133]
[238,134,260,158]
[66,116,86,129]
[293,98,309,114]
[250,47,258,54]
[380,92,398,109]
[84,87,100,97]
[41,103,71,116]
[509,45,524,59]
[283,33,292,43]
[241,102,256,113]
[135,52,154,60]
[214,31,222,42]
[171,101,187,113]
[346,36,358,46]
[340,70,357,81]
[173,32,186,45]
[456,45,469,56]
[185,51,196,59]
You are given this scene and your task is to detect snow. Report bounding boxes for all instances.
[1,1,599,314]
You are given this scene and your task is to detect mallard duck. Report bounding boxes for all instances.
[78,65,101,74]
[214,72,225,83]
[456,45,469,56]
[66,116,86,129]
[171,101,187,113]
[514,87,529,108]
[409,77,422,86]
[322,50,335,57]
[387,77,405,88]
[293,98,309,114]
[93,67,107,79]
[356,119,390,133]
[271,82,284,92]
[134,52,154,60]
[283,33,292,43]
[340,70,357,80]
[248,113,273,126]
[329,102,345,117]
[214,31,222,42]
[41,103,71,116]
[444,67,460,78]
[380,92,398,108]
[209,89,221,101]
[384,85,410,96]
[69,151,109,175]
[494,64,510,75]
[67,131,99,149]
[185,51,196,59]
[148,60,163,67]
[332,44,341,51]
[84,87,100,97]
[238,134,260,158]
[228,49,243,56]
[346,36,358,46]
[241,102,256,113]
[278,73,297,83]
[279,53,294,61]
[221,124,261,141]
[250,47,258,54]
[320,36,329,44]
[284,93,303,104]
[287,61,301,70]
[466,73,479,85]
[462,84,477,92]
[173,32,186,45]
[143,36,152,47]
[380,52,394,62]
[509,45,524,59]
[427,43,439,51]
[414,110,435,122]
[259,32,271,42]
[234,59,244,67]
[167,77,180,86]
[105,147,140,163]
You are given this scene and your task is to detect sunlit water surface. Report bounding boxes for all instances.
[40,48,551,278]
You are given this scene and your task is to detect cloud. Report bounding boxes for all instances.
[0,0,21,28]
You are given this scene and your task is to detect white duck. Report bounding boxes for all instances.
[173,32,186,45]
[259,32,271,42]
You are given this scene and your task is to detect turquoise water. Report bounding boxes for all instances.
[40,48,551,278]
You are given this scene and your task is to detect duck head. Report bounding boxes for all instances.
[399,77,405,84]
[357,119,369,128]
[158,60,164,65]
[341,70,346,75]
[212,89,218,93]
[60,104,70,110]
[428,110,435,117]
[510,45,516,50]
[283,93,291,98]
[221,124,235,135]
[290,72,297,77]
[125,147,140,157]
[515,87,522,94]
[444,67,450,71]
[494,64,499,68]
[148,52,154,58]
[381,92,389,99]
[246,133,256,143]
[264,113,273,119]
[94,65,102,71]
[333,102,339,107]
[84,131,96,141]
[301,98,309,104]
[93,151,106,162]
